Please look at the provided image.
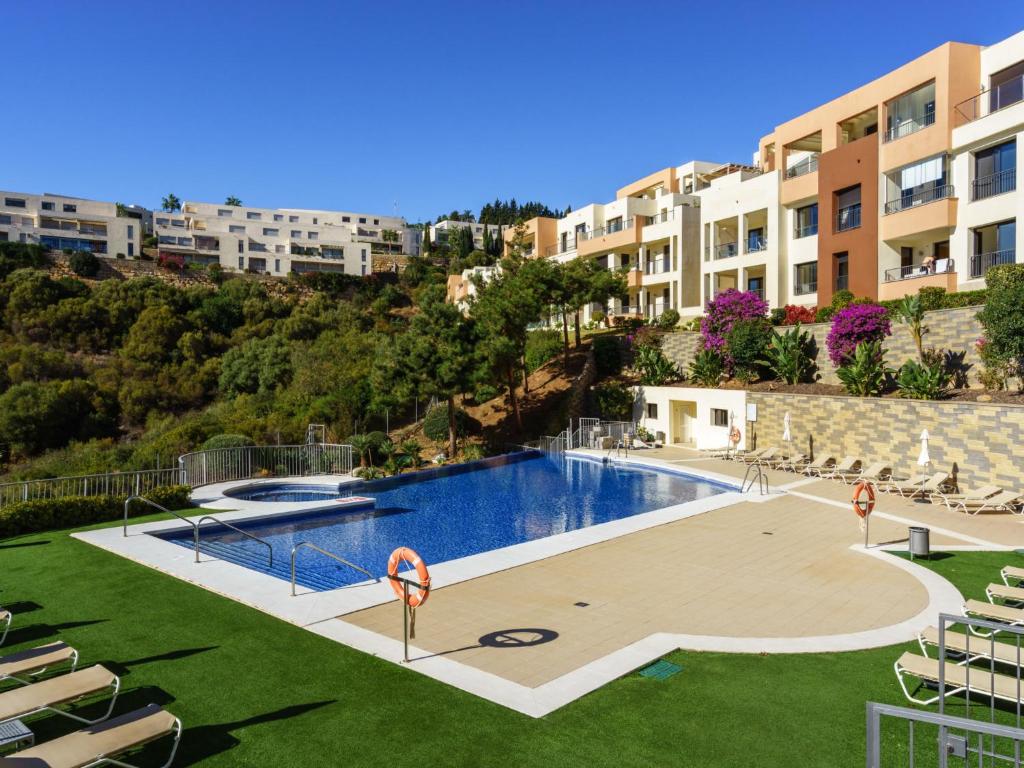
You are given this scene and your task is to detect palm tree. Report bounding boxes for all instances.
[161,193,181,212]
[224,196,242,206]
[348,433,372,468]
[893,294,926,360]
[399,439,421,468]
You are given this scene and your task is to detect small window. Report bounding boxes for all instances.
[359,217,366,224]
[274,259,281,272]
[361,264,367,276]
[4,198,26,208]
[374,219,379,225]
[238,256,244,269]
[342,216,350,223]
[289,215,299,223]
[646,403,659,419]
[711,408,729,427]
[312,217,318,224]
[229,225,246,234]
[0,214,11,225]
[218,209,233,217]
[63,203,77,213]
[273,214,283,222]
[263,227,279,236]
[237,241,244,254]
[361,251,367,262]
[156,217,170,226]
[246,212,261,220]
[308,232,318,240]
[291,230,301,238]
[41,201,55,211]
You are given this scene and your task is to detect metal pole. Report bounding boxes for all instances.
[865,515,869,549]
[402,580,409,663]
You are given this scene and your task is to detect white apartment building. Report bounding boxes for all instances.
[431,220,504,250]
[951,30,1023,289]
[154,202,420,276]
[0,191,144,258]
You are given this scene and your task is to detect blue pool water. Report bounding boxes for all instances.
[225,483,343,503]
[157,452,731,591]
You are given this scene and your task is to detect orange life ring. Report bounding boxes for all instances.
[729,426,742,446]
[387,547,431,608]
[852,481,875,519]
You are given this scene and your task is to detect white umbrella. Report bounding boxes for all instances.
[917,429,931,467]
[782,412,792,444]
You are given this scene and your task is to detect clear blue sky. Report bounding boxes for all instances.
[6,1,1024,222]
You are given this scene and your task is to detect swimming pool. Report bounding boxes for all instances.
[225,483,343,503]
[157,452,731,591]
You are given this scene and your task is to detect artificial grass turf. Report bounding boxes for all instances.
[1,517,1021,767]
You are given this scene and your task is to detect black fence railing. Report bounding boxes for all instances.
[972,168,1016,201]
[835,203,861,232]
[970,249,1016,279]
[883,184,954,214]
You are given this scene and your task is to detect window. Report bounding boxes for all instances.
[127,225,133,238]
[885,81,936,141]
[323,247,344,259]
[217,209,233,217]
[308,231,318,240]
[273,214,283,222]
[4,198,26,208]
[289,215,299,223]
[289,230,300,238]
[973,140,1017,201]
[246,212,261,220]
[275,245,284,253]
[274,259,281,272]
[155,217,169,226]
[711,408,729,427]
[238,257,245,269]
[884,155,949,213]
[794,204,818,238]
[312,217,318,225]
[361,251,367,262]
[646,403,658,419]
[263,228,279,236]
[361,264,367,276]
[237,241,244,253]
[359,217,366,224]
[971,219,1017,278]
[374,219,380,225]
[0,215,10,225]
[342,216,350,223]
[171,219,185,227]
[834,186,861,231]
[834,252,849,290]
[793,262,817,295]
[41,201,55,211]
[606,216,623,233]
[128,243,134,257]
[229,225,246,234]
[63,203,76,213]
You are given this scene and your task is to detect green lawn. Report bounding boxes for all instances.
[2,517,1021,767]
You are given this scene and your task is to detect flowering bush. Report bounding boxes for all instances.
[158,253,185,271]
[825,303,891,367]
[700,289,768,356]
[780,304,816,325]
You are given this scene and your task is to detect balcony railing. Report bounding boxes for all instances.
[884,111,935,142]
[785,156,819,179]
[746,235,767,253]
[955,74,1024,125]
[835,274,849,291]
[971,249,1016,279]
[545,238,577,257]
[835,203,861,232]
[578,218,634,241]
[972,169,1016,201]
[645,210,675,226]
[884,259,955,282]
[793,279,817,296]
[645,259,673,275]
[746,286,765,301]
[715,241,739,259]
[794,223,818,239]
[883,184,954,214]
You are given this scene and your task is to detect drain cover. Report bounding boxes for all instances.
[638,660,682,680]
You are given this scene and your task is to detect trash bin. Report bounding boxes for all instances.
[909,526,930,560]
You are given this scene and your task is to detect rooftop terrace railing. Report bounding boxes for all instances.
[955,74,1024,125]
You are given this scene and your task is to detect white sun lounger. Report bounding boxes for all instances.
[0,642,79,687]
[737,446,778,464]
[817,457,861,480]
[800,456,836,477]
[987,582,1024,606]
[767,453,808,472]
[918,625,1024,668]
[963,599,1024,636]
[0,703,181,768]
[950,490,1024,516]
[930,484,1001,509]
[882,471,951,499]
[835,461,891,485]
[895,651,1024,706]
[0,665,119,728]
[0,611,9,647]
[1002,565,1024,587]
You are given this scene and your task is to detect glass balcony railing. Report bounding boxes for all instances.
[714,241,739,259]
[746,235,767,253]
[883,184,954,214]
[971,249,1016,279]
[972,169,1016,201]
[794,223,818,238]
[835,203,861,232]
[955,74,1024,125]
[645,210,675,226]
[884,111,935,142]
[785,156,819,179]
[578,218,634,241]
[645,259,673,275]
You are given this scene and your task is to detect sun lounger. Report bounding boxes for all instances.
[0,703,181,768]
[817,457,861,480]
[963,599,1024,636]
[950,490,1024,516]
[0,642,78,687]
[0,665,119,727]
[882,471,951,499]
[918,625,1024,667]
[800,455,835,477]
[1002,565,1024,587]
[766,453,808,472]
[753,448,786,467]
[930,484,1001,509]
[0,611,9,646]
[894,650,1024,706]
[835,461,891,485]
[736,446,777,464]
[987,582,1024,606]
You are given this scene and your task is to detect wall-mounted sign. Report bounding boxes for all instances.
[746,403,757,422]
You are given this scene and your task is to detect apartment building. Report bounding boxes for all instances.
[0,191,144,258]
[503,216,558,260]
[154,202,421,276]
[446,265,499,311]
[431,220,504,251]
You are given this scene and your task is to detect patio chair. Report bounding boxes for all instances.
[918,625,1024,668]
[835,461,891,485]
[1002,565,1024,587]
[963,599,1024,636]
[929,484,1001,510]
[0,665,119,728]
[767,453,808,472]
[0,703,181,768]
[0,641,78,687]
[987,582,1024,607]
[0,610,9,647]
[882,471,951,499]
[817,457,861,480]
[894,651,1024,706]
[950,490,1024,516]
[800,455,836,477]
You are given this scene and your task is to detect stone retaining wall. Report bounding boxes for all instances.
[746,391,1024,491]
[662,306,984,386]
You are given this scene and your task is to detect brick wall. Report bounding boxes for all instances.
[661,306,984,386]
[746,391,1024,490]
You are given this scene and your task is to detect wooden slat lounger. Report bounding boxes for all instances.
[0,704,181,768]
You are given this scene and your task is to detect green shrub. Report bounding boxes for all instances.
[724,318,771,378]
[682,316,702,332]
[761,324,816,384]
[591,310,605,325]
[0,484,192,538]
[814,289,856,323]
[836,341,887,397]
[353,466,385,480]
[656,309,680,329]
[688,349,724,387]
[592,335,623,376]
[593,382,634,421]
[633,345,680,385]
[769,308,786,326]
[422,404,467,445]
[916,287,948,312]
[895,357,951,400]
[462,443,485,461]
[201,434,254,451]
[977,264,1024,381]
[473,384,499,403]
[68,251,101,278]
[525,329,563,372]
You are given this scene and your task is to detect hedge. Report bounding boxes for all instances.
[0,484,192,539]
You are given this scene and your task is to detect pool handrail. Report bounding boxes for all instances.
[291,542,376,596]
[196,515,274,568]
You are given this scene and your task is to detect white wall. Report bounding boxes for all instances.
[633,386,747,450]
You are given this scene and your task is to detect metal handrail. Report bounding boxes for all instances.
[196,516,273,567]
[884,111,935,142]
[123,496,197,538]
[741,463,768,495]
[784,155,818,179]
[883,183,954,214]
[835,203,861,232]
[972,168,1016,201]
[291,542,375,596]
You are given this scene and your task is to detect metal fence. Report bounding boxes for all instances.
[0,468,184,508]
[179,444,353,488]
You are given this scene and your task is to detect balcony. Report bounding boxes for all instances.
[955,74,1024,125]
[545,238,577,258]
[645,258,673,276]
[971,249,1016,279]
[577,218,640,257]
[785,156,818,179]
[972,169,1016,202]
[884,111,935,143]
[645,210,675,226]
[714,241,739,260]
[835,203,861,232]
[879,259,957,300]
[883,184,954,215]
[746,235,767,253]
[883,259,955,282]
[793,279,817,296]
[794,223,818,239]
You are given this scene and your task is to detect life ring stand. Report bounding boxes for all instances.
[388,547,430,645]
[852,481,876,519]
[729,426,742,446]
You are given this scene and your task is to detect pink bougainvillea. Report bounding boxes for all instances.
[700,289,769,355]
[825,303,891,366]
